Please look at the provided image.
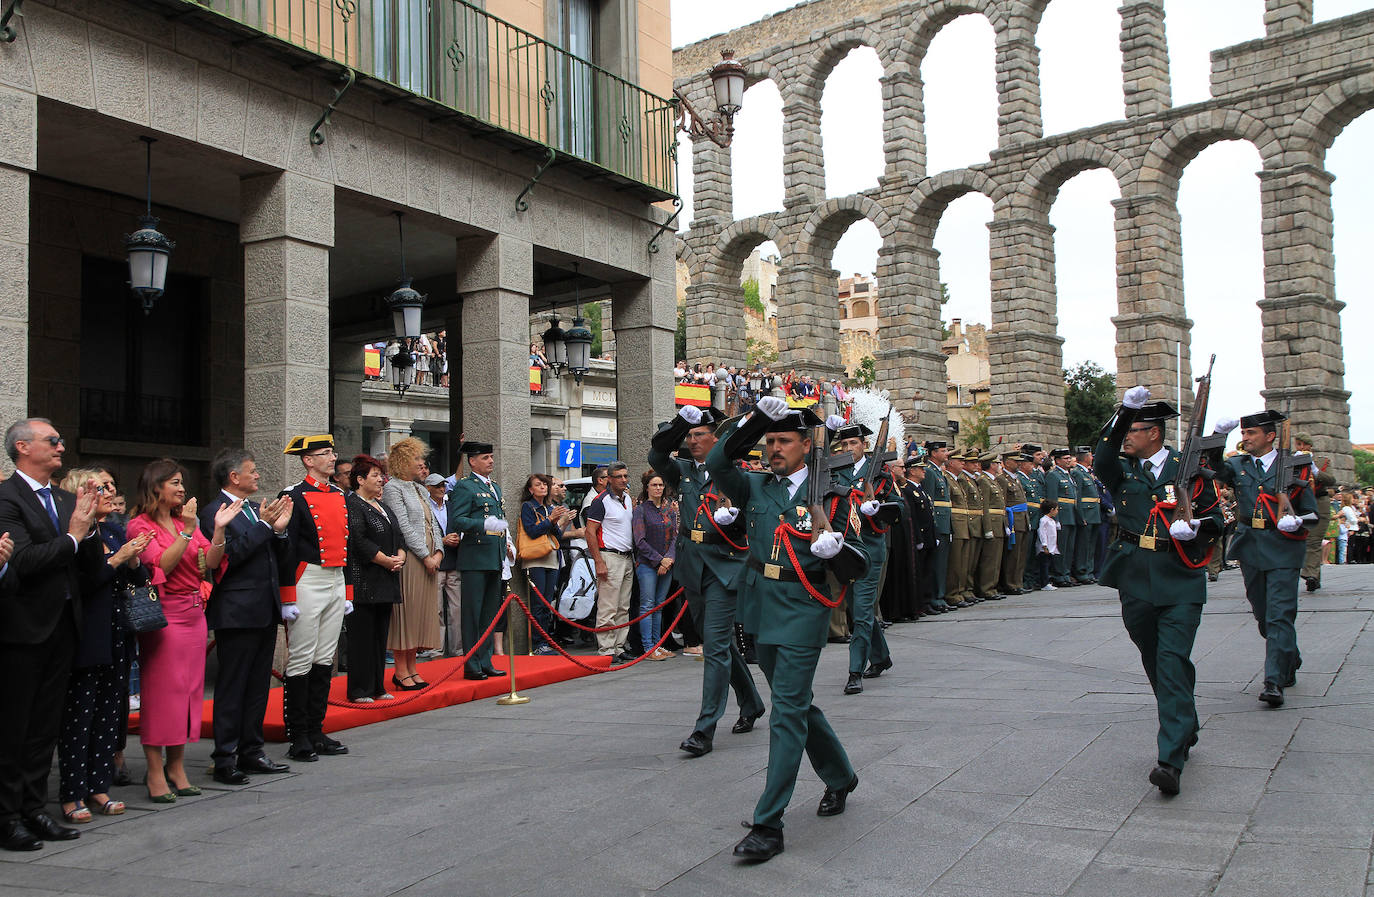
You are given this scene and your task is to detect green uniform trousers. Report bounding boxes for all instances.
[848,541,890,674]
[947,535,969,603]
[1053,525,1076,584]
[931,536,950,602]
[975,535,1003,597]
[689,566,764,737]
[753,642,855,829]
[1120,597,1202,770]
[1072,523,1097,581]
[1240,564,1302,685]
[460,569,503,677]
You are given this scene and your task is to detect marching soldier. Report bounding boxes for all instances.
[1208,411,1318,707]
[649,406,766,758]
[945,450,972,609]
[1095,389,1223,796]
[1294,433,1335,592]
[1072,448,1102,584]
[446,441,513,682]
[831,423,894,694]
[278,435,353,762]
[922,441,954,612]
[708,398,860,862]
[1045,449,1079,587]
[996,451,1030,595]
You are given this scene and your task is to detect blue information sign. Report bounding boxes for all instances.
[558,439,582,468]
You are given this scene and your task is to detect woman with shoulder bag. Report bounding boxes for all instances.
[345,455,405,702]
[519,474,570,655]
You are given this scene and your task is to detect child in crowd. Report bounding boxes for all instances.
[1037,499,1060,591]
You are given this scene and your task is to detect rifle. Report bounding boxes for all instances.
[807,425,840,540]
[1171,354,1227,525]
[862,405,895,503]
[1271,400,1312,520]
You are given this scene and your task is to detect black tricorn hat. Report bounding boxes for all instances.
[1021,443,1044,454]
[832,423,873,442]
[1135,401,1180,423]
[460,441,494,456]
[923,440,948,451]
[766,407,825,434]
[1050,448,1073,459]
[1239,409,1286,429]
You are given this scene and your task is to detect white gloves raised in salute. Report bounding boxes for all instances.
[825,414,846,431]
[1122,385,1151,409]
[1213,416,1240,435]
[756,396,789,421]
[677,405,703,426]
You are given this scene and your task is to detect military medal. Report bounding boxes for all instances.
[1164,484,1176,504]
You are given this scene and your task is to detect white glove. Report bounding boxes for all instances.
[1169,519,1201,541]
[756,396,789,421]
[1122,385,1151,409]
[860,500,880,516]
[344,600,354,615]
[677,405,702,426]
[916,543,924,550]
[809,530,843,559]
[1277,515,1303,533]
[281,604,300,623]
[1005,526,1012,537]
[825,414,846,431]
[713,506,739,526]
[984,531,994,540]
[483,516,508,534]
[1214,416,1240,435]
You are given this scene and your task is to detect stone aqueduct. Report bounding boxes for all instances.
[673,0,1374,478]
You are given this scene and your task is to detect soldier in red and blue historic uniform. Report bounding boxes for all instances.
[277,435,354,762]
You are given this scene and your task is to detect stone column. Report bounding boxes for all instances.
[782,97,824,208]
[776,260,844,380]
[611,265,676,470]
[457,233,533,509]
[690,130,732,226]
[1264,0,1313,35]
[376,416,415,453]
[987,214,1064,444]
[240,172,335,490]
[1257,163,1351,480]
[0,89,35,461]
[881,66,925,187]
[1111,193,1193,416]
[330,340,365,457]
[995,33,1042,147]
[875,242,947,436]
[1119,1,1171,118]
[684,279,747,367]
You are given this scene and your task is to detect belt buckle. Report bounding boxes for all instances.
[763,563,782,580]
[1138,535,1156,551]
[690,530,704,543]
[1252,515,1266,529]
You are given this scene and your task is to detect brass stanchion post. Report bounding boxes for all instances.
[496,597,529,705]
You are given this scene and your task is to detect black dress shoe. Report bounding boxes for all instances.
[237,755,290,775]
[817,774,859,816]
[732,709,765,734]
[463,670,489,680]
[733,823,783,861]
[1305,577,1319,592]
[0,819,41,851]
[843,673,863,695]
[23,811,79,841]
[1149,763,1181,795]
[1259,681,1284,707]
[679,731,713,757]
[483,668,508,678]
[213,767,250,786]
[111,765,132,787]
[862,659,893,679]
[286,736,318,762]
[311,734,348,756]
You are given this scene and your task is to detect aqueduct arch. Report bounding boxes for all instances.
[676,0,1374,478]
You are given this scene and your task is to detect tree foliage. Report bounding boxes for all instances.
[675,303,686,362]
[854,355,877,388]
[747,336,777,367]
[742,278,766,317]
[1354,448,1374,489]
[1064,361,1117,449]
[962,401,991,451]
[584,301,603,357]
[939,282,952,341]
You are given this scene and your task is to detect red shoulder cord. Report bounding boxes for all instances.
[1143,478,1220,569]
[696,489,748,551]
[1250,466,1311,542]
[774,505,849,608]
[849,479,891,535]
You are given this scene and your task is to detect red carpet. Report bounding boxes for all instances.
[129,653,612,742]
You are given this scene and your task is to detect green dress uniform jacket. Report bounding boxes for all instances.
[832,457,892,675]
[924,463,954,602]
[1071,466,1102,525]
[447,473,508,676]
[1046,467,1079,526]
[1018,469,1045,589]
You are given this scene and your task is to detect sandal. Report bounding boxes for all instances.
[90,796,125,816]
[61,802,92,824]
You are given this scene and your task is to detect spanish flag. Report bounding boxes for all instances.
[530,366,542,393]
[364,347,381,377]
[675,383,711,407]
[786,395,818,408]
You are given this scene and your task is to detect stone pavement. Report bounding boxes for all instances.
[5,566,1373,897]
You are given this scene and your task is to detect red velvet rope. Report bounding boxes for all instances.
[526,576,683,632]
[513,593,691,673]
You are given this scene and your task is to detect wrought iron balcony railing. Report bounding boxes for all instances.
[182,0,677,199]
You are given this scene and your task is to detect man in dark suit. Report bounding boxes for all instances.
[200,449,294,786]
[0,418,102,851]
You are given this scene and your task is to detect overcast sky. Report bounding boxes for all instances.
[673,0,1374,440]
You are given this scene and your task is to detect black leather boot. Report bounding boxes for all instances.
[308,664,348,755]
[283,675,317,761]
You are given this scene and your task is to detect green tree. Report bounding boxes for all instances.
[1354,448,1374,489]
[742,278,766,316]
[1064,361,1117,449]
[939,282,952,341]
[962,401,991,451]
[747,336,777,367]
[675,303,686,362]
[584,301,603,357]
[854,355,877,388]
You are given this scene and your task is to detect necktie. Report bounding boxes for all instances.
[1142,460,1152,479]
[243,501,258,523]
[36,486,60,533]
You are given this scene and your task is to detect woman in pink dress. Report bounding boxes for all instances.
[127,459,238,802]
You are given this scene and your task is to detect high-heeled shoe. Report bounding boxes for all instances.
[164,766,201,797]
[391,674,423,692]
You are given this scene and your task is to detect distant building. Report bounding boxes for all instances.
[943,319,991,438]
[838,273,879,376]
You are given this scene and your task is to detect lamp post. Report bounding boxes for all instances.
[385,212,426,399]
[124,136,175,314]
[673,50,747,148]
[541,314,567,376]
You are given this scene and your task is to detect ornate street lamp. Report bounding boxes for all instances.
[124,136,175,314]
[673,50,747,148]
[563,263,593,384]
[541,314,567,375]
[385,212,426,399]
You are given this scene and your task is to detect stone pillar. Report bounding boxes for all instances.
[1111,193,1193,416]
[1264,0,1313,35]
[1257,163,1351,480]
[330,341,365,457]
[776,260,844,380]
[874,242,947,436]
[240,172,335,490]
[691,130,732,226]
[880,66,925,188]
[685,279,747,367]
[611,265,676,470]
[782,98,824,208]
[0,89,36,463]
[376,416,415,453]
[1119,2,1171,118]
[457,233,533,510]
[987,214,1065,444]
[995,33,1043,147]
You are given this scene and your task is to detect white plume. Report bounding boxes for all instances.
[847,387,906,453]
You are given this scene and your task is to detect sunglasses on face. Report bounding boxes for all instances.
[25,436,63,447]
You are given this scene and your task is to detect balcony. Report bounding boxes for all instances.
[166,0,677,200]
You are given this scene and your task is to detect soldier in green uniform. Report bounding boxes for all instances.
[708,397,860,862]
[1294,434,1336,592]
[1207,410,1318,707]
[1071,447,1102,583]
[649,406,766,758]
[1020,446,1047,591]
[446,441,512,681]
[970,452,1006,599]
[922,441,954,612]
[830,424,894,694]
[1096,388,1223,795]
[1045,449,1079,586]
[997,451,1030,595]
